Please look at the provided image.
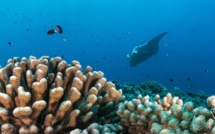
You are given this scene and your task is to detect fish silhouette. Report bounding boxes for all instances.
[56,25,63,34]
[127,32,168,67]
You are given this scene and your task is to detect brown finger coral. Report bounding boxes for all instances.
[117,93,215,134]
[0,56,124,134]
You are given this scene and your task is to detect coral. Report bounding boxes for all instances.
[1,56,214,134]
[113,80,209,108]
[69,123,124,134]
[117,93,215,134]
[0,56,124,133]
[113,81,168,101]
[138,81,167,93]
[113,81,137,101]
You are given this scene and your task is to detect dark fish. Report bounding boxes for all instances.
[187,77,190,81]
[205,70,209,73]
[47,29,56,35]
[187,93,195,97]
[8,42,12,45]
[56,25,63,34]
[170,78,174,82]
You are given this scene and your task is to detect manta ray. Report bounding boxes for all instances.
[127,32,169,67]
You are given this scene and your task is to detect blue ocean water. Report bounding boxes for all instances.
[0,0,215,95]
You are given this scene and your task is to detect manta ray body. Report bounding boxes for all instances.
[127,32,169,67]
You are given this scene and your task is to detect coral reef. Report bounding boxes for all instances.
[113,81,167,101]
[113,80,209,108]
[117,93,215,133]
[69,123,124,134]
[0,56,214,134]
[0,56,124,134]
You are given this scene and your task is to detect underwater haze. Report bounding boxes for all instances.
[0,0,215,95]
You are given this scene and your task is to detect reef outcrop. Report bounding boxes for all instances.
[0,56,124,134]
[0,56,215,134]
[117,93,215,133]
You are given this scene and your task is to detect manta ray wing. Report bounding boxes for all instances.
[129,32,169,67]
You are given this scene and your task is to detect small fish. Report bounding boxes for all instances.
[187,77,190,81]
[47,29,56,35]
[126,32,130,35]
[170,78,174,82]
[205,70,209,73]
[56,25,63,34]
[140,40,143,43]
[62,38,66,41]
[62,55,64,58]
[26,29,29,32]
[165,44,168,48]
[8,42,12,45]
